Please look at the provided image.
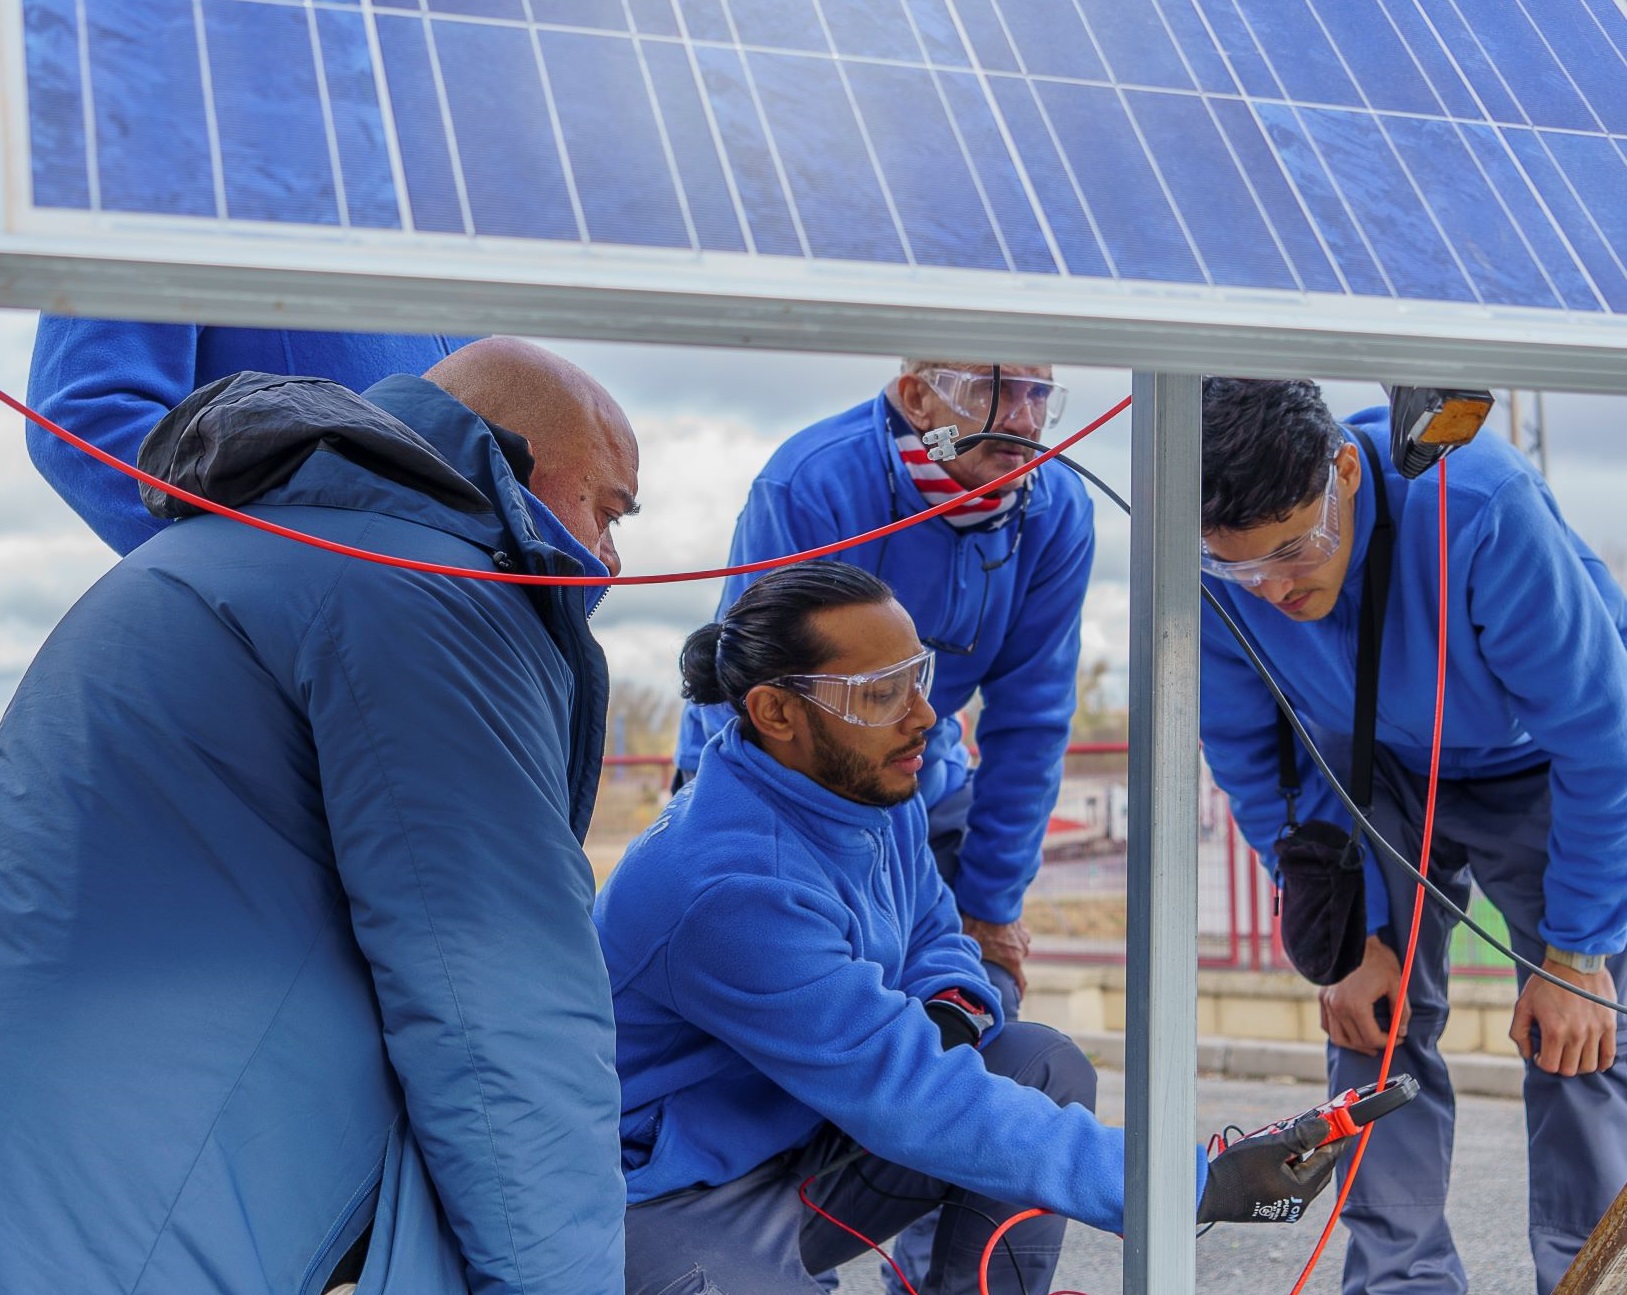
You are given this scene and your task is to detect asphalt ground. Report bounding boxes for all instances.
[837,1068,1536,1295]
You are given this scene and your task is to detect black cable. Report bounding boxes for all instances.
[851,1159,1032,1295]
[954,429,1627,1014]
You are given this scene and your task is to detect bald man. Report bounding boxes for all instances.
[0,342,638,1295]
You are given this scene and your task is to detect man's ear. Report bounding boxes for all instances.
[1336,440,1363,493]
[892,372,936,432]
[743,684,801,746]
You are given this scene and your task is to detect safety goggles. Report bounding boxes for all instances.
[1200,464,1341,588]
[768,649,936,728]
[920,367,1069,434]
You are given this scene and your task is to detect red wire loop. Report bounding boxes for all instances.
[0,386,1129,587]
[1287,456,1451,1295]
[798,1172,919,1295]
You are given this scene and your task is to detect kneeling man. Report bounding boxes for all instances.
[598,563,1340,1295]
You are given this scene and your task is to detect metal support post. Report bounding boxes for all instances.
[1124,371,1202,1294]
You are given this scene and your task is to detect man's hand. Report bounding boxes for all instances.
[1510,960,1619,1076]
[1318,934,1410,1055]
[960,916,1031,998]
[1196,1117,1348,1225]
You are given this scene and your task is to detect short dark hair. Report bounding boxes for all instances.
[679,561,895,734]
[1202,378,1344,532]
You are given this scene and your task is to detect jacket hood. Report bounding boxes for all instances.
[137,372,494,520]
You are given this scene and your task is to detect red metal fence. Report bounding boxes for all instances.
[591,745,1507,978]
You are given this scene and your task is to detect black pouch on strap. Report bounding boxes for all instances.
[1273,820,1367,985]
[1270,428,1392,988]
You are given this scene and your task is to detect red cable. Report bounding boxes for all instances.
[1287,455,1451,1295]
[798,1172,918,1295]
[0,387,1129,587]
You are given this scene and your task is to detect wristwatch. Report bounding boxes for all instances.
[1545,944,1608,975]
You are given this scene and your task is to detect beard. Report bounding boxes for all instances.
[807,709,920,808]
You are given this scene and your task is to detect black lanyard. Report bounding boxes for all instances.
[1276,428,1394,835]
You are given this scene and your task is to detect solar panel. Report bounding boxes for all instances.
[7,0,1627,384]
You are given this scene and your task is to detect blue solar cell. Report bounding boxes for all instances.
[1373,0,1481,119]
[1410,0,1523,124]
[1153,0,1239,94]
[374,0,421,9]
[983,75,1108,275]
[1499,127,1627,310]
[748,52,904,262]
[1126,91,1296,288]
[820,0,917,61]
[907,0,972,67]
[937,72,1059,273]
[375,15,465,233]
[1076,0,1193,90]
[1038,82,1204,284]
[1192,0,1282,98]
[315,9,400,229]
[1458,123,1601,310]
[435,20,580,240]
[728,0,826,53]
[1529,0,1627,133]
[529,0,625,29]
[1382,115,1555,307]
[1451,0,1596,131]
[85,0,216,216]
[1254,103,1390,295]
[1539,130,1627,306]
[431,0,526,19]
[1581,0,1627,62]
[1208,99,1341,292]
[539,32,690,247]
[1298,107,1473,301]
[22,0,90,209]
[203,0,338,226]
[953,0,1019,72]
[1233,0,1362,108]
[677,0,731,42]
[693,46,802,255]
[641,40,747,251]
[845,62,1007,270]
[1305,0,1439,115]
[997,0,1106,80]
[629,0,680,37]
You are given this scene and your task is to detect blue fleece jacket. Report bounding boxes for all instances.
[675,394,1095,924]
[1201,408,1627,953]
[596,721,1146,1233]
[26,315,471,554]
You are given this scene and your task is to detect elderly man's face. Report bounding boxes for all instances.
[528,397,640,576]
[894,362,1058,496]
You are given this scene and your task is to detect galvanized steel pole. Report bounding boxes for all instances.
[1123,371,1202,1294]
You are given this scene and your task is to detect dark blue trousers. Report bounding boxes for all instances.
[623,1022,1095,1295]
[1328,747,1627,1295]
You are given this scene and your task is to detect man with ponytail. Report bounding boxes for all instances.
[674,360,1094,1017]
[596,562,1214,1295]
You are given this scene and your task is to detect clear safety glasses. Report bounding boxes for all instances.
[1200,464,1341,589]
[921,367,1069,434]
[769,649,936,728]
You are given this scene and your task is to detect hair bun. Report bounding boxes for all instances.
[679,622,729,705]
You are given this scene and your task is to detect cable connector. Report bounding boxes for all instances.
[922,425,960,461]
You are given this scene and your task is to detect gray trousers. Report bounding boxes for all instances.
[1329,747,1627,1295]
[623,1021,1096,1295]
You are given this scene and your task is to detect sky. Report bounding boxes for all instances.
[4,308,1627,716]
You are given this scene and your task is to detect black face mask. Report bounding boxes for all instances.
[1272,820,1367,986]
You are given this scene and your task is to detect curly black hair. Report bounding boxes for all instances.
[1201,378,1344,533]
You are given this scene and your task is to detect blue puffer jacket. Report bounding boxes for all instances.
[26,315,472,553]
[597,722,1142,1233]
[1202,408,1627,953]
[675,394,1095,924]
[0,374,624,1295]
